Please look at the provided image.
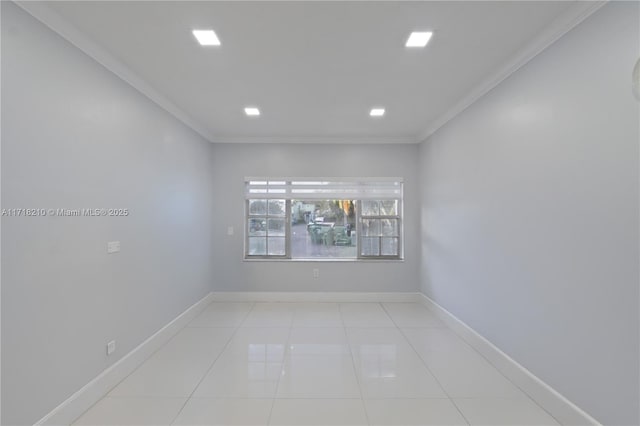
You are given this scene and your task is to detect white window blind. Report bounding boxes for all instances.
[245,178,403,200]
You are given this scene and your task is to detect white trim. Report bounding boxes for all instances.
[416,293,602,426]
[210,291,421,303]
[418,1,608,143]
[34,292,215,426]
[13,1,216,144]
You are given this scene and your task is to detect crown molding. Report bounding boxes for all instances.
[417,0,609,144]
[14,0,216,144]
[211,135,420,144]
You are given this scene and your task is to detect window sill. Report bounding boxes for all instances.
[243,257,405,263]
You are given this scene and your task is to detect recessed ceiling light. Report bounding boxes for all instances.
[244,107,260,116]
[192,30,220,46]
[405,31,432,48]
[370,108,385,117]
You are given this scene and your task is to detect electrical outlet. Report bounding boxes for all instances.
[106,340,116,356]
[227,226,234,236]
[107,241,120,254]
[313,268,319,278]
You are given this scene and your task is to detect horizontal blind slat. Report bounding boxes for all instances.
[245,179,402,200]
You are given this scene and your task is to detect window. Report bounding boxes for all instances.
[245,179,403,260]
[360,200,400,257]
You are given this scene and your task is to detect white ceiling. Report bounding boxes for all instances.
[27,1,600,143]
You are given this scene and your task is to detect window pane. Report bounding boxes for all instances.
[362,200,379,216]
[249,199,267,215]
[362,219,380,236]
[267,218,285,236]
[381,237,399,256]
[268,200,285,216]
[380,200,398,216]
[248,237,266,255]
[361,237,380,256]
[291,199,356,259]
[267,237,286,255]
[248,218,267,236]
[381,219,398,236]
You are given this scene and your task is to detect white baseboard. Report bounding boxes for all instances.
[35,292,216,426]
[417,293,601,426]
[210,291,421,303]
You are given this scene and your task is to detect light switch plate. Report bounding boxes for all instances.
[107,340,116,356]
[107,241,120,254]
[227,226,234,236]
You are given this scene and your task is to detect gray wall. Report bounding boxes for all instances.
[211,143,420,293]
[418,3,639,425]
[1,3,216,425]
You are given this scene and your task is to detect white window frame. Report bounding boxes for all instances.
[244,178,403,260]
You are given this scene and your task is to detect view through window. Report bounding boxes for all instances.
[291,200,357,259]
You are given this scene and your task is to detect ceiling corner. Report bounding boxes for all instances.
[417,0,609,144]
[13,0,217,144]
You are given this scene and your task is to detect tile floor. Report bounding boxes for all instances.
[72,302,560,425]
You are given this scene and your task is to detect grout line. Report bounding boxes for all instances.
[266,303,296,425]
[168,301,255,425]
[380,302,471,426]
[339,302,372,426]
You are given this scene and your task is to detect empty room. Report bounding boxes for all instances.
[1,1,638,425]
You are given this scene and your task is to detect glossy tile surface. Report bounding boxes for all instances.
[109,327,235,397]
[364,398,467,425]
[73,302,560,425]
[270,399,368,425]
[188,302,254,327]
[173,398,272,425]
[73,397,186,425]
[277,354,361,398]
[339,303,395,327]
[402,327,525,398]
[454,397,561,425]
[292,302,343,327]
[382,303,445,328]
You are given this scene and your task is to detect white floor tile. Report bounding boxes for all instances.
[172,398,272,425]
[193,350,283,398]
[77,302,559,426]
[288,327,350,356]
[292,302,343,327]
[364,398,468,425]
[355,354,446,398]
[269,399,368,425]
[193,327,290,398]
[347,326,446,397]
[225,327,290,358]
[402,328,470,355]
[403,328,524,398]
[189,302,253,327]
[277,355,360,398]
[242,303,296,327]
[425,352,523,398]
[339,303,395,327]
[454,398,560,425]
[72,397,186,425]
[110,328,235,397]
[347,327,422,362]
[382,302,444,328]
